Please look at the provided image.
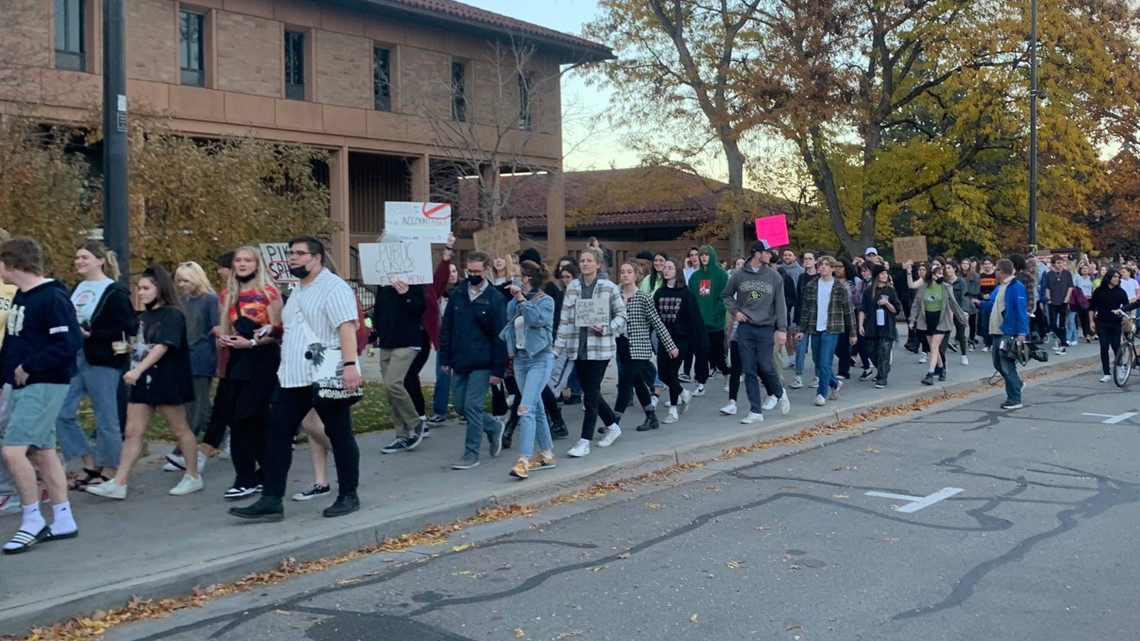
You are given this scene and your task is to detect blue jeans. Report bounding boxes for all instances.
[453,369,498,459]
[809,332,842,398]
[432,359,452,417]
[794,332,809,376]
[55,353,123,467]
[513,351,554,458]
[992,336,1022,405]
[737,324,784,415]
[567,365,582,396]
[1066,309,1078,344]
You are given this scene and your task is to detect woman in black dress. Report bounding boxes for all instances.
[87,265,201,500]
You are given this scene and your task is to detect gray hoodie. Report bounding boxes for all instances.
[722,261,788,331]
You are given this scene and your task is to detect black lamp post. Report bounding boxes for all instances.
[102,0,129,283]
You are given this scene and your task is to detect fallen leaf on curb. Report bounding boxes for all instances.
[832,493,849,499]
[689,613,699,623]
[451,544,470,552]
[884,537,901,543]
[514,629,526,638]
[786,624,803,631]
[617,553,631,559]
[725,561,742,569]
[587,565,607,572]
[645,502,663,509]
[864,447,880,453]
[274,610,290,616]
[553,631,582,640]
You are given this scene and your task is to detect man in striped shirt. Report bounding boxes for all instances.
[230,236,362,522]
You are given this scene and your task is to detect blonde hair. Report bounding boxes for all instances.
[490,253,517,284]
[80,241,121,281]
[220,246,273,333]
[174,261,215,296]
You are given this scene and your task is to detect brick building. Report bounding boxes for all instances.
[0,0,611,266]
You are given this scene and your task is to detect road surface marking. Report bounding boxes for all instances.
[1081,412,1137,425]
[866,487,965,513]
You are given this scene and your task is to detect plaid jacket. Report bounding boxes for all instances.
[554,277,627,362]
[798,277,856,338]
[619,290,676,361]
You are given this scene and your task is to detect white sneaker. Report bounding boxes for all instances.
[722,381,730,393]
[982,346,991,352]
[790,376,803,389]
[162,460,181,472]
[597,425,622,447]
[567,439,591,458]
[762,396,778,411]
[919,353,928,363]
[169,474,204,496]
[692,384,706,397]
[829,380,844,401]
[680,389,692,413]
[777,391,790,415]
[1100,374,1112,383]
[663,407,680,424]
[650,395,659,411]
[164,451,207,472]
[719,401,737,416]
[815,394,827,406]
[961,355,969,366]
[811,377,819,387]
[740,412,764,425]
[86,479,127,500]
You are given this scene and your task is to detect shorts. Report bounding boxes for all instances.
[4,384,69,449]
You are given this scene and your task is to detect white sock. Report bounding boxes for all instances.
[20,504,45,534]
[51,501,77,535]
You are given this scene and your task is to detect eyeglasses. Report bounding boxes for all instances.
[288,250,314,257]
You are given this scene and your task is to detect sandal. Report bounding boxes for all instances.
[45,527,78,542]
[68,468,109,491]
[2,526,48,555]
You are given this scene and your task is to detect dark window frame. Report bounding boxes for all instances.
[284,30,306,101]
[451,61,467,122]
[179,10,205,87]
[373,46,392,112]
[54,0,86,72]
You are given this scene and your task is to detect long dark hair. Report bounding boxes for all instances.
[665,258,686,288]
[140,264,181,310]
[650,251,670,290]
[1098,268,1121,291]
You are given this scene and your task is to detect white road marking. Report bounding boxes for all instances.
[1081,412,1138,425]
[865,487,965,513]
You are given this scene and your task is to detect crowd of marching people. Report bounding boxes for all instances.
[0,229,1129,554]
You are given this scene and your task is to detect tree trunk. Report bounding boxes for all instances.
[724,138,746,260]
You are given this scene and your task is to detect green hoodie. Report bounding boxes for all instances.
[688,244,729,330]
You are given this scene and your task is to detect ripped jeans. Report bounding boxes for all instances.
[512,350,554,459]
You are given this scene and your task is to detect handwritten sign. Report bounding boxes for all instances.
[385,202,451,243]
[359,241,434,285]
[893,236,928,264]
[259,243,298,285]
[754,214,790,248]
[473,219,520,259]
[574,297,611,327]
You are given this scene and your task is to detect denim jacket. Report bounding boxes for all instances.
[499,290,554,358]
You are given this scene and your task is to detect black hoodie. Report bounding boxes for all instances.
[0,279,82,386]
[82,281,138,369]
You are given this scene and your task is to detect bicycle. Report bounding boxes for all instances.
[1113,316,1139,387]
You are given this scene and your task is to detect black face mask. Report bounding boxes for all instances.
[144,300,158,310]
[235,272,256,284]
[289,266,311,279]
[467,275,484,287]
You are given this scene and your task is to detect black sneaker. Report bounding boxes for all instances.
[636,413,659,432]
[859,369,875,382]
[224,486,259,500]
[563,395,582,405]
[550,418,569,439]
[874,380,887,389]
[292,483,331,501]
[678,373,692,383]
[1001,401,1024,410]
[426,414,447,425]
[322,493,359,518]
[381,438,412,454]
[229,497,284,522]
[921,373,934,386]
[406,420,426,449]
[938,371,947,382]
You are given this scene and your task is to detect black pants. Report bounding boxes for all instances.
[836,335,853,378]
[574,359,617,440]
[1098,323,1122,375]
[261,387,359,500]
[230,410,267,489]
[707,329,730,377]
[405,332,431,416]
[1076,308,1092,339]
[953,318,969,354]
[657,341,691,405]
[614,338,654,416]
[1048,303,1069,346]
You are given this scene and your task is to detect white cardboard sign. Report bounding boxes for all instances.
[574,297,611,327]
[359,241,434,286]
[385,202,452,242]
[259,242,298,285]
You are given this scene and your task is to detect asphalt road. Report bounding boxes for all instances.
[107,370,1140,641]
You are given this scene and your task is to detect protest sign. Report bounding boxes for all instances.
[473,219,520,258]
[574,297,611,328]
[753,214,790,247]
[359,240,434,285]
[384,202,451,242]
[259,243,298,285]
[892,236,929,264]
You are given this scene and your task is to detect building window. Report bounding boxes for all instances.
[518,73,532,130]
[451,61,467,122]
[179,11,205,87]
[284,30,306,100]
[54,0,86,71]
[374,47,391,112]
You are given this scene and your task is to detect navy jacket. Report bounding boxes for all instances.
[1,279,82,386]
[440,283,507,378]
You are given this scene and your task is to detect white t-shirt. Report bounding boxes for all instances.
[1122,278,1140,302]
[71,278,115,324]
[816,278,834,332]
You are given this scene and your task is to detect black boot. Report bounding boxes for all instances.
[922,372,934,386]
[229,496,284,522]
[502,412,519,449]
[550,416,569,439]
[636,412,659,432]
[323,493,360,518]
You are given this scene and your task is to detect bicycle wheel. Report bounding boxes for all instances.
[1114,344,1133,387]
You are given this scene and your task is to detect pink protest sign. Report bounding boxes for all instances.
[754,215,789,247]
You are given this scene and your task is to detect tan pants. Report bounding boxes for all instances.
[379,347,419,437]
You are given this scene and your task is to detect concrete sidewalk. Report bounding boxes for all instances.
[0,341,1100,635]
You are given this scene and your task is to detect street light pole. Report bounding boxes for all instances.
[1028,0,1039,253]
[102,0,130,284]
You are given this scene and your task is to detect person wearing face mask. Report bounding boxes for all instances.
[440,252,508,471]
[858,264,901,388]
[909,264,968,385]
[162,261,219,468]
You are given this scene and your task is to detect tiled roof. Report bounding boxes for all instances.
[354,0,613,63]
[455,166,793,233]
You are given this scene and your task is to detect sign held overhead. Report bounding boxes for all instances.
[473,219,520,259]
[384,202,452,243]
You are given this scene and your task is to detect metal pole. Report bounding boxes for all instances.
[102,0,130,284]
[1028,0,1039,253]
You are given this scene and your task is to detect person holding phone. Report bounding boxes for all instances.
[858,265,901,388]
